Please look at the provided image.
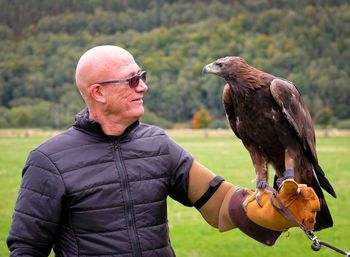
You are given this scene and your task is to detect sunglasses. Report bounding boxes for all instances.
[96,71,147,88]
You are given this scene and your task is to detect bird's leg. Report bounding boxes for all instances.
[285,148,295,171]
[254,163,268,207]
[244,152,268,207]
[277,148,297,189]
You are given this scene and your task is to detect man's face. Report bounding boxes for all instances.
[102,56,148,123]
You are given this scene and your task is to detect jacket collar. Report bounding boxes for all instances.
[73,108,139,140]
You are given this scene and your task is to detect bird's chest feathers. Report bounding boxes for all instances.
[229,86,281,137]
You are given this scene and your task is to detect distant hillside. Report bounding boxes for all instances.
[1,0,350,128]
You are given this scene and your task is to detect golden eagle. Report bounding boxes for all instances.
[202,56,336,231]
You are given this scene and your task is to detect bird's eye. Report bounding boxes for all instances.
[216,62,223,68]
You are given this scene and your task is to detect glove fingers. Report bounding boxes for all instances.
[309,197,320,212]
[279,179,298,199]
[299,187,316,199]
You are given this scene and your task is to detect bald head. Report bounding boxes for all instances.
[75,45,136,103]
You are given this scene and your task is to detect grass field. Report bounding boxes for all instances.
[0,129,349,256]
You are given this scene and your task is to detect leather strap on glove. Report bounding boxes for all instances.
[228,179,320,246]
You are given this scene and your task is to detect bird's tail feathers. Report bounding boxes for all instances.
[311,175,334,231]
[314,198,333,231]
[313,164,337,198]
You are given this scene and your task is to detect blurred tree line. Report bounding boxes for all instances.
[1,0,350,129]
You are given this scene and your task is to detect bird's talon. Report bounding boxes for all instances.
[256,195,263,208]
[243,189,266,208]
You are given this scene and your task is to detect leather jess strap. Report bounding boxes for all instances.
[266,185,350,256]
[194,176,225,210]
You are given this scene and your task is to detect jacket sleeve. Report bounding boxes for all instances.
[167,136,194,206]
[7,149,66,257]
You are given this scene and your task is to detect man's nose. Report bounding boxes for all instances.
[135,80,148,92]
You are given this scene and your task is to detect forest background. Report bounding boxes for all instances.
[1,0,350,130]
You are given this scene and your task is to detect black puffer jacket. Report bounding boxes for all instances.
[7,108,194,257]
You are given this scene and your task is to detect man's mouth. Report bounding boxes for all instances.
[132,97,143,102]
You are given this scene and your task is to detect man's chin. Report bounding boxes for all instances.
[135,107,145,119]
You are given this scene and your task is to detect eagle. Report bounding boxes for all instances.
[202,56,336,231]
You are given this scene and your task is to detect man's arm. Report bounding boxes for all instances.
[187,161,238,231]
[187,160,319,245]
[7,150,65,256]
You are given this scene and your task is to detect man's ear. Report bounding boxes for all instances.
[89,84,107,103]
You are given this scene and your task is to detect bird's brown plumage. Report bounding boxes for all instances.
[202,56,336,231]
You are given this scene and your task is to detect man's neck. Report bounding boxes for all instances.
[89,110,135,136]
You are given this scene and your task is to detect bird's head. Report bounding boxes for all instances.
[202,56,248,80]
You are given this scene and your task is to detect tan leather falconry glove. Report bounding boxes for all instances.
[187,161,320,246]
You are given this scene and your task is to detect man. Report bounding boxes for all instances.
[7,45,319,256]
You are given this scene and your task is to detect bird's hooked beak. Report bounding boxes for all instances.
[202,62,222,76]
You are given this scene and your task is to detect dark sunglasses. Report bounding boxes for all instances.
[96,71,147,88]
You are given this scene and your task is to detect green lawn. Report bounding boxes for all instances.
[1,131,349,256]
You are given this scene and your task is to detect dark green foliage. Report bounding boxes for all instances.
[1,0,350,128]
[140,107,174,129]
[315,107,333,127]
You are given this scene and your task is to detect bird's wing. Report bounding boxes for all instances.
[270,78,317,163]
[223,84,241,139]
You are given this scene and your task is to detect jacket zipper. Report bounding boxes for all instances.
[113,141,142,257]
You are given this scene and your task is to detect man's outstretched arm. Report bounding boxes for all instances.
[187,160,320,245]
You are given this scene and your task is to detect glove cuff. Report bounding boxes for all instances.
[228,188,282,246]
